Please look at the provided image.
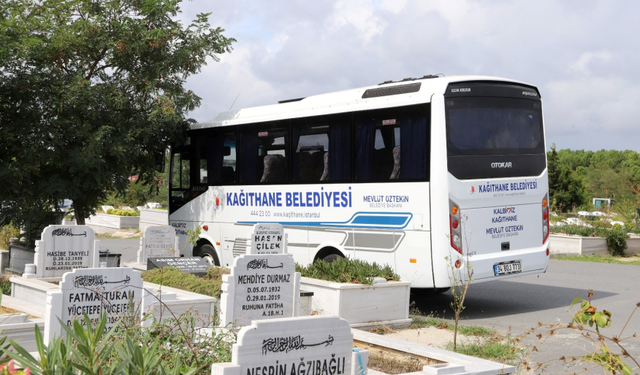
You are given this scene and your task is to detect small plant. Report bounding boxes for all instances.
[521,290,639,374]
[3,309,235,374]
[445,212,474,353]
[0,276,11,296]
[446,254,474,352]
[296,257,399,285]
[0,360,29,375]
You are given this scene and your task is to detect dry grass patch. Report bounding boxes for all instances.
[353,340,443,374]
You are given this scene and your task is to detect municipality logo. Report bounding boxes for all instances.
[470,185,477,196]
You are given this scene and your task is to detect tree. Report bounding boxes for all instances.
[0,0,234,234]
[548,145,588,212]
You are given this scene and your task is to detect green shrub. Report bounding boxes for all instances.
[606,229,628,257]
[589,221,611,230]
[296,257,399,285]
[3,310,234,375]
[550,225,609,237]
[0,223,20,250]
[105,208,139,216]
[0,276,11,295]
[141,266,229,298]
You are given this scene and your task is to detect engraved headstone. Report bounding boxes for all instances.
[137,225,178,264]
[211,316,368,375]
[44,267,143,342]
[28,225,99,279]
[147,257,210,277]
[249,223,285,255]
[220,253,299,327]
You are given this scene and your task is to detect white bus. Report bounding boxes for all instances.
[168,75,550,290]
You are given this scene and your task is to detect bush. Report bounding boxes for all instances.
[0,224,19,250]
[589,220,611,230]
[0,276,11,296]
[296,257,399,285]
[3,310,234,375]
[606,229,628,257]
[550,225,608,237]
[141,266,229,298]
[105,208,139,216]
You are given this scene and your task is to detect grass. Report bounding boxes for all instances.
[386,314,520,364]
[446,339,522,364]
[409,314,496,337]
[553,254,640,265]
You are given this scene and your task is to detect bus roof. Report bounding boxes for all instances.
[192,75,529,129]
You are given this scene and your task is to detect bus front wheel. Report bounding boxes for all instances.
[198,244,220,266]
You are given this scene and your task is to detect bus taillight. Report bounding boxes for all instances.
[542,194,549,244]
[450,200,462,254]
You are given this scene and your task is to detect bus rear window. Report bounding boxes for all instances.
[446,97,544,156]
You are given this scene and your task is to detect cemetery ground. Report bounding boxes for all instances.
[2,227,638,374]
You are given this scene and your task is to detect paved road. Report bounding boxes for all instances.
[410,259,640,373]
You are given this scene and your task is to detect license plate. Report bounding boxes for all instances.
[494,261,522,276]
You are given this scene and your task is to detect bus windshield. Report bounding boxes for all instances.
[446,96,544,156]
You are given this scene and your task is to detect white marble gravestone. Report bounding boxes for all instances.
[26,225,100,279]
[137,225,179,264]
[220,254,300,327]
[211,316,368,375]
[44,267,143,342]
[249,223,286,255]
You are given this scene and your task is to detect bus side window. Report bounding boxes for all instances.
[258,127,289,184]
[222,134,236,184]
[294,125,329,182]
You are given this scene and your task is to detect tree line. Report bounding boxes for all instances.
[548,145,640,219]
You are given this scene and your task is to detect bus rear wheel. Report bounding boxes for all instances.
[198,244,220,266]
[322,253,344,263]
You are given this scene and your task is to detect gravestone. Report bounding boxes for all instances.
[211,316,368,375]
[249,223,286,255]
[25,225,100,279]
[147,256,211,277]
[137,225,179,264]
[220,253,300,327]
[44,267,143,343]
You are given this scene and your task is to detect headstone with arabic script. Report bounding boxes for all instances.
[28,225,99,279]
[219,253,300,327]
[137,225,179,264]
[44,267,143,343]
[211,316,368,375]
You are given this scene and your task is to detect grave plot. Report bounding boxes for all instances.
[44,267,143,342]
[26,225,100,279]
[137,225,179,264]
[212,316,368,375]
[249,223,286,255]
[219,253,300,327]
[147,256,211,277]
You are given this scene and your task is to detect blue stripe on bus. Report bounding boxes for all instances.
[238,212,412,229]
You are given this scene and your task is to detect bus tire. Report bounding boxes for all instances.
[198,244,220,266]
[322,253,344,263]
[411,287,450,298]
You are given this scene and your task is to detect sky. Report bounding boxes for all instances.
[177,0,640,152]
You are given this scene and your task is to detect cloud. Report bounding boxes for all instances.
[569,51,613,76]
[177,0,640,152]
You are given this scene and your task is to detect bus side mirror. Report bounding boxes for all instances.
[224,146,231,156]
